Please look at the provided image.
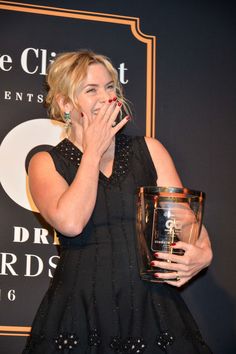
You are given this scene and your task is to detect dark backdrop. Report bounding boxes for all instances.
[0,1,235,353]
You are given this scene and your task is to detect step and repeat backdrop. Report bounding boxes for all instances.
[0,1,156,352]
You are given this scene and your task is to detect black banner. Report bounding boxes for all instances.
[0,0,155,344]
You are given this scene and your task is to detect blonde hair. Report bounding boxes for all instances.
[45,49,131,121]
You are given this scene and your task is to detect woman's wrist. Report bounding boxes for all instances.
[81,150,101,169]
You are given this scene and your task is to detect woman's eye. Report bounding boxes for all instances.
[86,88,96,93]
[107,84,115,90]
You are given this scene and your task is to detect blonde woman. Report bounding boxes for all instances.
[23,50,212,353]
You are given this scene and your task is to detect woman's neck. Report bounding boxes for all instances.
[68,126,83,151]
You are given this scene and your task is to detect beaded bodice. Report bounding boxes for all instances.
[54,134,133,185]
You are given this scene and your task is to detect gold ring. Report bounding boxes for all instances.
[176,273,180,281]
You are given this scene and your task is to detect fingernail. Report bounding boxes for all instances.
[81,112,84,117]
[117,102,122,107]
[171,243,176,246]
[112,96,117,101]
[154,253,159,257]
[150,261,155,266]
[126,115,131,121]
[154,274,159,278]
[108,99,113,103]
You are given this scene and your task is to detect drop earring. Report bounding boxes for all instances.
[64,111,71,133]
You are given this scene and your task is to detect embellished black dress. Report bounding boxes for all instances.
[23,134,211,354]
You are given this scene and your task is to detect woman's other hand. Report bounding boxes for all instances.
[151,226,213,287]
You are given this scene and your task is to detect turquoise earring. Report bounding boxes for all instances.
[64,111,71,122]
[64,111,71,133]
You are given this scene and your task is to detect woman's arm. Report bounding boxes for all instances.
[29,149,100,236]
[29,102,128,237]
[145,137,213,286]
[144,137,182,188]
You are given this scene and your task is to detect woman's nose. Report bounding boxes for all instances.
[98,90,111,103]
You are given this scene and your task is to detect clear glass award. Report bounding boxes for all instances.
[136,187,205,282]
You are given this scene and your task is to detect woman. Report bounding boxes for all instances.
[23,50,213,353]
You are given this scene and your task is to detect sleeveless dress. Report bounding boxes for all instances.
[23,134,212,354]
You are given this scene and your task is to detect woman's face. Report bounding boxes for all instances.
[72,63,116,121]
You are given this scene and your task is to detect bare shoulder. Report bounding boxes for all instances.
[144,136,169,156]
[29,151,54,171]
[144,136,175,165]
[144,136,182,187]
[28,150,68,222]
[28,150,66,187]
[28,150,64,198]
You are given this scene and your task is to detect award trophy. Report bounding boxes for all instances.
[136,186,205,282]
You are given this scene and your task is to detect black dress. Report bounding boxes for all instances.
[23,134,212,354]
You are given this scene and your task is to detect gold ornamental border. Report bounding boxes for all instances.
[0,0,156,137]
[0,0,156,337]
[0,326,31,337]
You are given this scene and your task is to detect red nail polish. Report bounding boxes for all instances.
[171,243,176,246]
[126,115,131,121]
[117,102,122,107]
[150,261,155,266]
[154,253,159,257]
[112,96,117,101]
[108,99,113,103]
[154,274,159,278]
[81,112,84,117]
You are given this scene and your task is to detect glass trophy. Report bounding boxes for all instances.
[136,186,205,282]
